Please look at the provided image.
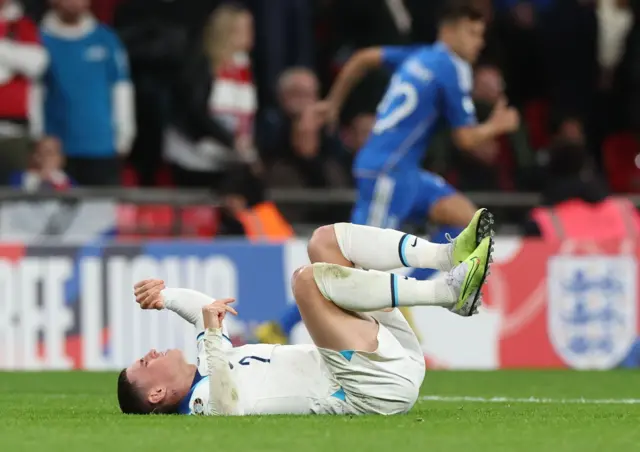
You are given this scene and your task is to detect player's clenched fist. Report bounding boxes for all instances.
[202,299,238,329]
[134,279,166,310]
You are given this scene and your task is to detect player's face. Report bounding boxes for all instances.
[126,349,187,394]
[451,19,486,63]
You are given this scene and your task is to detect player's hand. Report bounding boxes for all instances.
[134,279,166,310]
[202,298,238,329]
[489,97,520,134]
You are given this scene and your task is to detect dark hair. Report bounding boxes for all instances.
[117,369,152,414]
[439,1,484,24]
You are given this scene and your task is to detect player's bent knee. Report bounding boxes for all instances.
[291,265,317,307]
[307,224,339,263]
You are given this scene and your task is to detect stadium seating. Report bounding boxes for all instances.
[603,133,640,193]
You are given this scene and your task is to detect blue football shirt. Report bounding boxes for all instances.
[354,42,477,176]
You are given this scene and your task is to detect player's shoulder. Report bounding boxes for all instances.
[428,44,472,91]
[181,376,210,415]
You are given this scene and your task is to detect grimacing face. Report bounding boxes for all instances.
[125,349,189,402]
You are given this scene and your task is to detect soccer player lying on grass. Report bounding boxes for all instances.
[117,209,494,416]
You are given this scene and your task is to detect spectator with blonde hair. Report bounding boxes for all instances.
[164,2,259,189]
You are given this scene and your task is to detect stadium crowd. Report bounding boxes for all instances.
[1,0,639,226]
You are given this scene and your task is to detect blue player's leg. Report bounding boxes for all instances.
[408,171,493,279]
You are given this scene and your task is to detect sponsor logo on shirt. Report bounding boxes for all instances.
[85,45,107,62]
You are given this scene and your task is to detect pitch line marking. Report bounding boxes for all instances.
[420,395,640,405]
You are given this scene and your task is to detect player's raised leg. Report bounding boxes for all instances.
[308,209,493,272]
[291,263,422,415]
[255,212,493,343]
[312,236,493,317]
[290,265,379,353]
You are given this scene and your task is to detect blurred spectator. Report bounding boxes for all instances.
[591,0,633,156]
[113,0,221,186]
[551,116,586,144]
[426,65,535,191]
[542,0,598,128]
[164,3,258,189]
[0,0,47,185]
[341,112,375,154]
[40,0,135,186]
[597,0,632,89]
[8,136,75,191]
[338,111,375,173]
[537,115,589,170]
[258,67,319,157]
[613,0,640,133]
[249,0,314,109]
[266,104,351,224]
[494,0,553,106]
[217,164,293,241]
[522,139,639,239]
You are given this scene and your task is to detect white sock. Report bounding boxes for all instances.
[334,223,453,271]
[312,263,456,311]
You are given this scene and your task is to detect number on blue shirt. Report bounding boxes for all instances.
[239,356,271,366]
[373,76,419,134]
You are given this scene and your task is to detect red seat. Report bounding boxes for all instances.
[116,205,176,238]
[116,204,139,239]
[180,206,218,237]
[122,165,139,187]
[155,164,174,187]
[603,133,640,193]
[139,205,176,237]
[524,100,550,150]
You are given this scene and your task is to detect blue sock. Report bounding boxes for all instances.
[408,226,463,281]
[278,304,303,336]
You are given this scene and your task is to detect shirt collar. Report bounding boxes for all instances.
[177,369,206,414]
[41,12,97,39]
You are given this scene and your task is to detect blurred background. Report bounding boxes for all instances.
[0,0,639,371]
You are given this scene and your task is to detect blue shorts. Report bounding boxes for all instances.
[351,171,456,228]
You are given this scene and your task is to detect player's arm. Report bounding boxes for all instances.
[323,48,382,116]
[452,99,519,151]
[133,279,235,336]
[202,301,241,416]
[320,46,417,126]
[439,63,519,151]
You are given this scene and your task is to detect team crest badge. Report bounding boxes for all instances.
[547,255,637,369]
[193,398,205,415]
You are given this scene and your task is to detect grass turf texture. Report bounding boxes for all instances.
[1,370,639,452]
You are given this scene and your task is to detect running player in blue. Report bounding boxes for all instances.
[255,1,519,345]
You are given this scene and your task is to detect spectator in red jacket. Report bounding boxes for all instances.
[0,0,48,184]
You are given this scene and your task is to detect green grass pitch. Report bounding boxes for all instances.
[1,370,639,452]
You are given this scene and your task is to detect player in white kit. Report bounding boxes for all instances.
[117,210,494,416]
